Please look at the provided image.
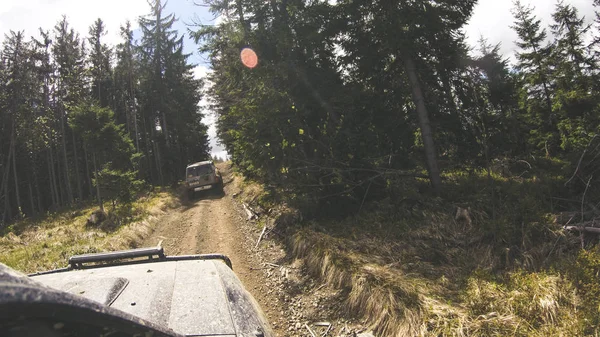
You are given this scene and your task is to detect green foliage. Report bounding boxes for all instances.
[94,166,143,206]
[69,101,136,168]
[0,2,210,224]
[137,0,209,184]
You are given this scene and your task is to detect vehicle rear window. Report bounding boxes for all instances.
[187,165,213,177]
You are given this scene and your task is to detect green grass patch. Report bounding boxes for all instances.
[0,192,174,274]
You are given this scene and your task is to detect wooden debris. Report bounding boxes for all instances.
[265,262,281,268]
[255,224,268,249]
[565,225,600,234]
[243,203,256,220]
[305,323,317,337]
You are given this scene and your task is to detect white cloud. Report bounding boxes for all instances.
[0,0,148,45]
[465,0,596,62]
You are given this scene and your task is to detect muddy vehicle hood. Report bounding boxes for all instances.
[29,258,271,337]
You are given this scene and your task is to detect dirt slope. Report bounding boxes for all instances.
[140,164,287,334]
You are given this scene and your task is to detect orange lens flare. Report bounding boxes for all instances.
[240,48,258,69]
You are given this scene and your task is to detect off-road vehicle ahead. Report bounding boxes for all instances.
[0,247,273,337]
[186,161,223,197]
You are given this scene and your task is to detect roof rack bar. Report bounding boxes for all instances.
[69,247,165,268]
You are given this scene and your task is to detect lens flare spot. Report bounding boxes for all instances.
[241,48,258,69]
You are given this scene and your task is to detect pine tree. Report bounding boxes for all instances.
[69,100,137,210]
[114,21,140,152]
[88,18,113,108]
[139,0,209,184]
[1,31,32,219]
[53,16,88,203]
[550,1,597,152]
[138,0,178,184]
[32,29,61,210]
[512,0,556,154]
[473,39,524,156]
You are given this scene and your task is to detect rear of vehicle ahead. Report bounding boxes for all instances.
[186,161,223,196]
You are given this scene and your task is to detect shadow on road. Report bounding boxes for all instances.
[181,189,226,210]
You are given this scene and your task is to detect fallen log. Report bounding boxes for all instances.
[565,225,600,234]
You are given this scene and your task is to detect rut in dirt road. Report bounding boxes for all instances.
[143,167,246,269]
[140,165,287,335]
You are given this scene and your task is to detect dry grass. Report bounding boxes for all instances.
[230,162,589,335]
[0,191,177,273]
[289,218,586,336]
[229,167,266,205]
[292,230,426,336]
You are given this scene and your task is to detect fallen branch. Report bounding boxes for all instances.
[565,225,600,234]
[580,176,593,247]
[305,324,317,337]
[255,224,268,249]
[264,262,281,268]
[313,322,332,337]
[517,159,532,169]
[263,218,278,236]
[243,203,256,220]
[565,135,598,186]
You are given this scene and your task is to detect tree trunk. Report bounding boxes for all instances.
[28,183,35,216]
[84,146,93,197]
[143,118,155,183]
[532,46,554,126]
[1,138,14,224]
[92,152,103,211]
[59,105,73,205]
[133,104,140,152]
[154,141,164,185]
[11,126,22,217]
[162,111,170,148]
[149,117,163,185]
[72,132,83,201]
[129,67,140,152]
[57,153,65,205]
[235,0,251,39]
[402,53,442,192]
[49,147,61,206]
[46,148,57,207]
[35,171,43,214]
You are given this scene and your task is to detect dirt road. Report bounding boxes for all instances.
[141,164,287,334]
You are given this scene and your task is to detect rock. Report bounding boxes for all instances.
[86,209,107,227]
[454,206,472,226]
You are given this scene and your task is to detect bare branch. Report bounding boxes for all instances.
[565,135,598,186]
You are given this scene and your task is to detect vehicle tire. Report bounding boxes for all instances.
[187,189,194,200]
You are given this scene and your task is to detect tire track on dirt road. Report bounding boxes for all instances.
[140,164,287,336]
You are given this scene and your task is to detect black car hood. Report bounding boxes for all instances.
[29,259,271,337]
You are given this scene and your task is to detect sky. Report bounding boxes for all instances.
[0,0,596,158]
[464,0,596,61]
